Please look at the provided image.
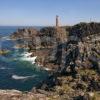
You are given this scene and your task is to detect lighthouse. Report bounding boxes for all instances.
[55,15,67,42]
[56,15,59,28]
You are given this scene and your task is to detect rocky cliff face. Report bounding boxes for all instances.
[7,22,100,100]
[9,23,100,72]
[10,22,100,48]
[68,22,100,37]
[11,28,39,39]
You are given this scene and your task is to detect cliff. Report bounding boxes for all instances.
[9,22,100,71]
[68,22,100,37]
[10,22,100,40]
[7,22,100,100]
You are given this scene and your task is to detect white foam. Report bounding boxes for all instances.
[37,64,51,71]
[2,36,11,40]
[0,67,12,70]
[22,52,32,57]
[12,75,37,80]
[0,67,6,70]
[20,56,37,64]
[43,67,51,71]
[19,52,37,64]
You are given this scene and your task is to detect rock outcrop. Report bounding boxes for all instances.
[0,89,49,100]
[68,22,100,38]
[8,22,100,100]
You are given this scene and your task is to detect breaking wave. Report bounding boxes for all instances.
[19,52,37,64]
[0,67,12,70]
[12,74,37,80]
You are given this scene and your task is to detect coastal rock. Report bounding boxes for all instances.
[0,90,49,100]
[7,23,100,100]
[10,28,39,40]
[69,22,100,37]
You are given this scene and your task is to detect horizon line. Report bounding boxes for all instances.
[0,21,100,27]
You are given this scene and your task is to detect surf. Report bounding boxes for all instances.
[19,52,37,64]
[12,74,37,80]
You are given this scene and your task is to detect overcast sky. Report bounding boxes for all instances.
[0,0,100,26]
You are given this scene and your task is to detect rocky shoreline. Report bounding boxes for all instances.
[1,22,100,100]
[0,67,100,100]
[0,89,49,100]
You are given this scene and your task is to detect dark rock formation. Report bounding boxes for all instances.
[10,28,39,41]
[69,22,100,38]
[40,27,57,37]
[8,22,100,100]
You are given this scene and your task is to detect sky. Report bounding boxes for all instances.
[0,0,100,26]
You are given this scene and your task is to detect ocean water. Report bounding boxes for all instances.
[0,26,42,36]
[0,26,48,91]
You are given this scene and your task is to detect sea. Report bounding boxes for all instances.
[0,26,48,91]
